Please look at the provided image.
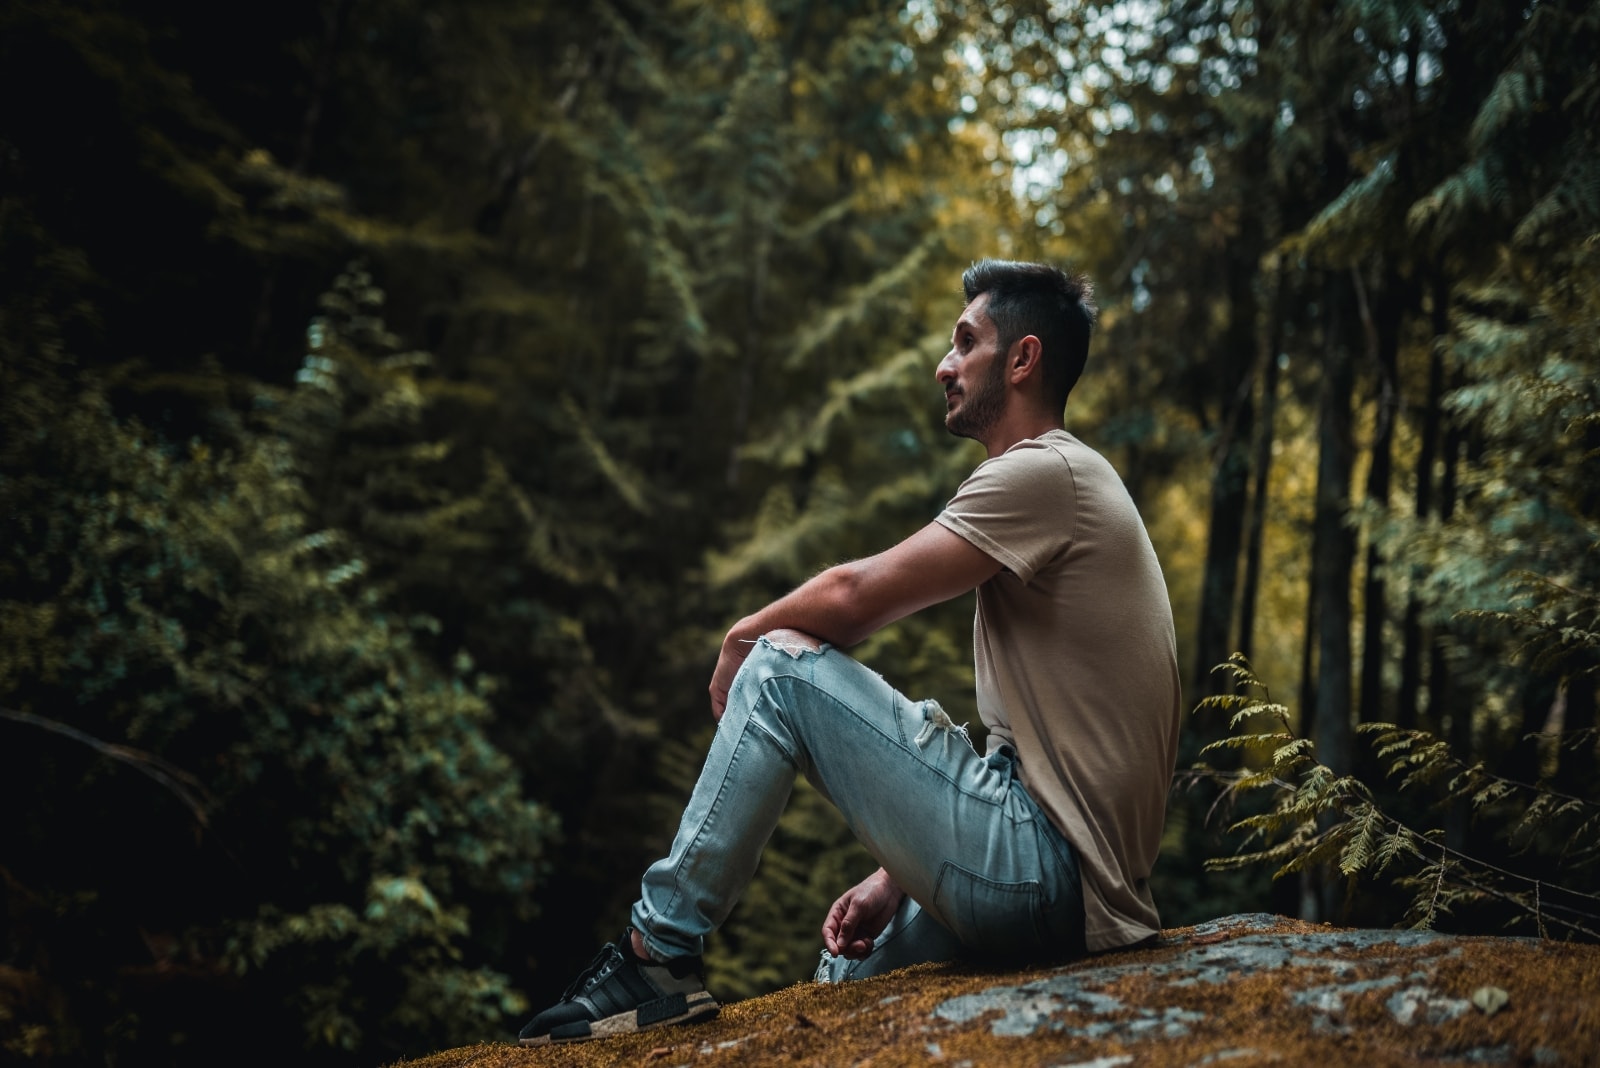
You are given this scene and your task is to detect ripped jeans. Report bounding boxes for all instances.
[630,636,1086,978]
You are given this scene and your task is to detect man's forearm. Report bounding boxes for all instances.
[721,560,875,653]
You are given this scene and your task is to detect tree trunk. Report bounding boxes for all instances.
[1192,225,1263,695]
[1236,275,1287,665]
[1436,394,1467,851]
[1305,271,1358,922]
[1505,671,1559,788]
[1313,271,1357,776]
[1398,271,1449,729]
[1357,266,1404,726]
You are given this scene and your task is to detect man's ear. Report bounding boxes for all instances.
[1008,335,1044,385]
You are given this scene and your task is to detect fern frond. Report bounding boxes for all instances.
[1199,732,1298,755]
[1270,737,1316,769]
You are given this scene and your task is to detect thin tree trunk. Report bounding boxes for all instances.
[1297,545,1320,923]
[1192,222,1263,695]
[1356,266,1403,725]
[1306,271,1358,922]
[1398,271,1449,729]
[1313,271,1357,775]
[1236,274,1287,665]
[1436,396,1467,851]
[1505,671,1560,788]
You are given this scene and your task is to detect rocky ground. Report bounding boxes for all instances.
[395,913,1600,1067]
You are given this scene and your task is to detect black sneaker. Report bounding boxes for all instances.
[517,929,720,1046]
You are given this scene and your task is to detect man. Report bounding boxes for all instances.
[517,259,1182,1046]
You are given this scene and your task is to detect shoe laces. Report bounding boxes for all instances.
[562,942,625,1001]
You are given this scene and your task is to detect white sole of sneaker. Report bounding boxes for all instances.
[518,990,720,1046]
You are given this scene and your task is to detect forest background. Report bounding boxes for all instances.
[2,0,1597,1065]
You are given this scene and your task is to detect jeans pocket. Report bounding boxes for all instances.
[931,860,1046,960]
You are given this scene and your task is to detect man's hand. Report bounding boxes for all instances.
[822,868,906,959]
[708,632,752,722]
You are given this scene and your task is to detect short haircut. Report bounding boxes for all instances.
[961,259,1097,412]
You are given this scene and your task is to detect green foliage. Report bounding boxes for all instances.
[0,263,555,1063]
[1199,657,1600,940]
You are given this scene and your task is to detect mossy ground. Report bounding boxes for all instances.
[394,917,1600,1068]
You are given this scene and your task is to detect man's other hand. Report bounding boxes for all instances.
[822,868,906,959]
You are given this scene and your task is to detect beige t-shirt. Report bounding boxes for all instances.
[935,429,1181,952]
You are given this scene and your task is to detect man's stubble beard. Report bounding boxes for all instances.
[945,353,1007,442]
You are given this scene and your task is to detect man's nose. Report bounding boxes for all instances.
[935,351,956,384]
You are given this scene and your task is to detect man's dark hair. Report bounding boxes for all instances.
[961,259,1097,412]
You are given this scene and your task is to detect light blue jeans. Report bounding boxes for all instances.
[630,636,1086,979]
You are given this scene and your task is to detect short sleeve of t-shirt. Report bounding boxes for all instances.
[934,442,1077,584]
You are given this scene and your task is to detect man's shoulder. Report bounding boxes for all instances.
[962,436,1073,496]
[979,430,1108,483]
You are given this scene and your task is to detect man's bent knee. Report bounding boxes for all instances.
[762,628,824,657]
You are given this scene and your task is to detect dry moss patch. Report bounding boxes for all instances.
[394,915,1600,1068]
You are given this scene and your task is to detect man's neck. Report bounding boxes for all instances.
[982,412,1065,459]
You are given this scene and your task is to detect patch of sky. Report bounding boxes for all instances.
[1416,49,1440,87]
[902,0,940,44]
[1005,127,1071,202]
[957,39,987,78]
[1011,14,1046,52]
[1130,259,1152,312]
[1036,201,1065,235]
[1201,55,1241,94]
[1022,82,1068,114]
[1189,145,1215,188]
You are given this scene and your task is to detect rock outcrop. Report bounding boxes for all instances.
[400,913,1600,1067]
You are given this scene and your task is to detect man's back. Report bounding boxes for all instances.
[936,429,1182,950]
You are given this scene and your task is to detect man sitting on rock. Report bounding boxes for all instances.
[517,259,1183,1046]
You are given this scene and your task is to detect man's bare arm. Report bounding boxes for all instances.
[708,521,1000,718]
